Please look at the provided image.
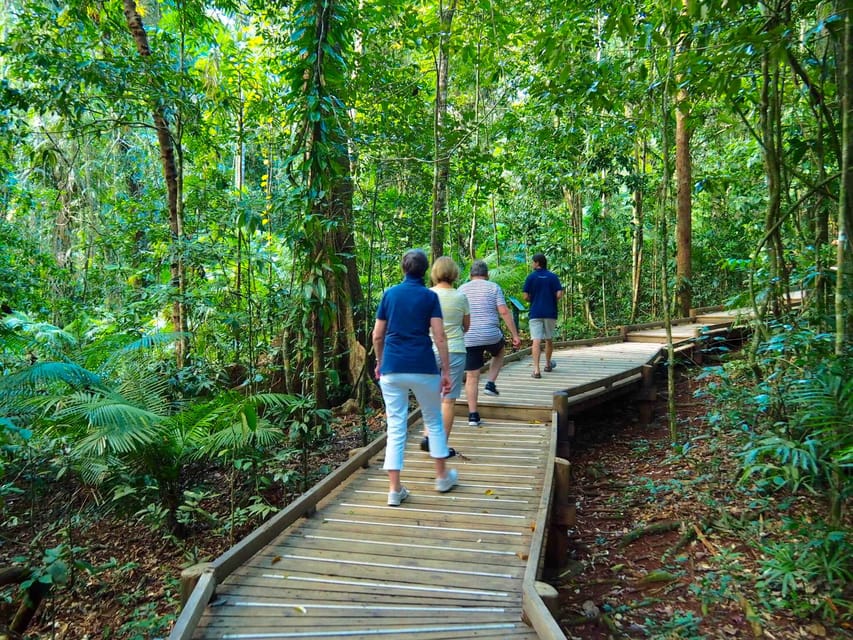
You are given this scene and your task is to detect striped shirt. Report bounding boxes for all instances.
[458,278,507,347]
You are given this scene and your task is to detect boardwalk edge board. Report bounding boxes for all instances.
[520,413,565,640]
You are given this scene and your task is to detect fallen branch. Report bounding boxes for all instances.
[617,520,681,548]
[662,526,697,561]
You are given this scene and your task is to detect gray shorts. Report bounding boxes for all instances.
[529,317,557,340]
[435,351,467,399]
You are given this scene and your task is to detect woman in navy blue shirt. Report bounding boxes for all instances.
[372,249,459,506]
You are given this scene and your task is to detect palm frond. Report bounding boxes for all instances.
[244,393,301,411]
[0,362,106,393]
[116,372,173,417]
[787,372,853,432]
[2,312,78,359]
[203,416,286,454]
[99,332,187,375]
[59,392,163,456]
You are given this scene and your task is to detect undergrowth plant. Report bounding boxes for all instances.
[697,320,852,623]
[756,520,852,622]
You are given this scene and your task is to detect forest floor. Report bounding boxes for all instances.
[557,373,852,640]
[1,370,850,639]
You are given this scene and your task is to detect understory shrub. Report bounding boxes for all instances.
[696,321,852,622]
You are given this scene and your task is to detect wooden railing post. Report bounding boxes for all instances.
[179,562,214,608]
[638,364,656,425]
[553,392,572,459]
[545,457,574,572]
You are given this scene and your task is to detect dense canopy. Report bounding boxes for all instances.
[1,0,851,637]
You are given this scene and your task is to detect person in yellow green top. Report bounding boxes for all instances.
[423,256,470,456]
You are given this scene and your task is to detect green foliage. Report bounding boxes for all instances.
[0,316,330,539]
[116,601,177,640]
[640,609,705,639]
[734,326,852,522]
[756,522,852,622]
[696,322,852,622]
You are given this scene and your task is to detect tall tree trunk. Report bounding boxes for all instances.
[836,0,853,353]
[675,96,692,316]
[430,0,457,262]
[122,0,186,367]
[631,137,646,323]
[329,164,367,398]
[659,64,677,443]
[675,1,692,317]
[759,46,787,321]
[297,0,363,408]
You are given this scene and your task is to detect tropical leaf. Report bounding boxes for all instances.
[56,392,163,456]
[2,313,78,360]
[0,362,106,393]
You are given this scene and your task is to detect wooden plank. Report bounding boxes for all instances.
[194,621,539,640]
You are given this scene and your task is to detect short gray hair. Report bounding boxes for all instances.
[401,249,428,278]
[470,259,489,277]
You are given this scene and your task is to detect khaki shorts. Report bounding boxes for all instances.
[529,318,557,340]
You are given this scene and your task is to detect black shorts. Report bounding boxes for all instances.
[465,340,505,371]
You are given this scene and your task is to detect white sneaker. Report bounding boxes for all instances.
[387,486,410,506]
[435,469,458,493]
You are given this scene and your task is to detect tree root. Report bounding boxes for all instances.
[662,526,697,561]
[617,519,681,548]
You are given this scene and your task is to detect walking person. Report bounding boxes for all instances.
[372,249,459,506]
[523,253,564,378]
[458,259,521,426]
[421,256,470,455]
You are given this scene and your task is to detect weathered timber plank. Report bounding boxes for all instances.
[198,612,516,627]
[237,548,527,581]
[261,528,529,557]
[209,582,523,607]
[196,594,523,613]
[194,621,539,640]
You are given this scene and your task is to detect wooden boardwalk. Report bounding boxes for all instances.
[170,306,750,640]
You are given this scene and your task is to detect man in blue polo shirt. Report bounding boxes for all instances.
[523,253,564,378]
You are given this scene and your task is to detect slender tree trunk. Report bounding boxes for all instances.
[564,187,595,329]
[675,1,693,317]
[631,138,646,322]
[760,46,787,320]
[675,96,692,316]
[430,0,457,262]
[658,45,677,442]
[122,0,186,367]
[836,0,853,353]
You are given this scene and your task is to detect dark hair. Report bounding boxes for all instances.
[532,253,547,269]
[402,249,429,278]
[470,259,489,277]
